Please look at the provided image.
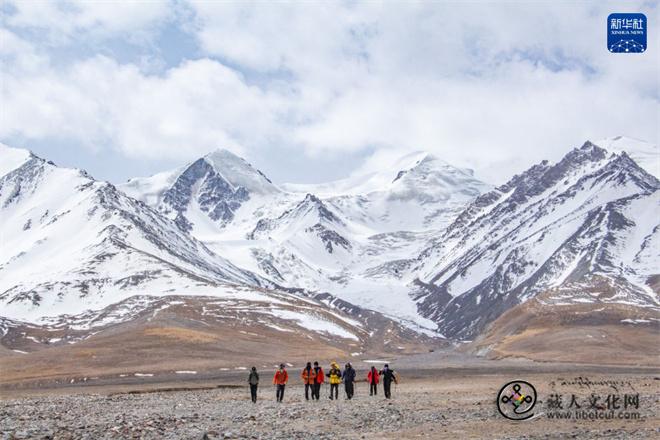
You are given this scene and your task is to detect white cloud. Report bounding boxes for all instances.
[1,52,286,160]
[3,0,172,44]
[0,1,657,183]
[183,0,659,182]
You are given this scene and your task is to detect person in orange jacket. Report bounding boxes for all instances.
[312,361,324,400]
[273,364,289,402]
[367,365,380,396]
[301,362,317,400]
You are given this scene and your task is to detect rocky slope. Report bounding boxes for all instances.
[0,145,265,322]
[471,275,660,364]
[0,290,443,388]
[121,150,492,332]
[1,137,658,365]
[122,150,279,232]
[412,141,659,339]
[0,144,441,363]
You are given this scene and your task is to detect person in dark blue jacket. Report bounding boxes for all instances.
[342,363,356,400]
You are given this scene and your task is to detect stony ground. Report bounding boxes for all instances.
[1,372,658,439]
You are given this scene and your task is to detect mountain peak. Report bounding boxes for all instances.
[199,148,277,194]
[579,140,597,150]
[385,151,488,203]
[282,149,487,200]
[605,150,660,190]
[302,193,322,204]
[120,148,278,228]
[591,136,659,178]
[393,151,445,172]
[296,193,342,224]
[204,148,245,164]
[564,141,608,164]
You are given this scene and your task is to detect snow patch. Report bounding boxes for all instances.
[265,308,359,340]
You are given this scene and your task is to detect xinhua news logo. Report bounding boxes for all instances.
[608,13,647,53]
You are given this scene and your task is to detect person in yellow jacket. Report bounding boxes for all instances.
[325,361,342,400]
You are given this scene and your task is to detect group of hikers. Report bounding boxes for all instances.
[247,362,398,403]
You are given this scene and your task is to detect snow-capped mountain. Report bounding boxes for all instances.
[249,193,353,265]
[121,149,492,331]
[412,141,660,339]
[122,149,279,232]
[0,144,442,360]
[0,144,263,321]
[593,136,659,179]
[284,151,492,232]
[2,137,657,352]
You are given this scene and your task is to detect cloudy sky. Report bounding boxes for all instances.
[1,1,657,185]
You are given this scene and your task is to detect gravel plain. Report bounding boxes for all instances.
[1,372,658,439]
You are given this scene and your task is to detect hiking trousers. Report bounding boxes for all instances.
[276,384,286,402]
[329,383,339,400]
[383,380,392,399]
[345,381,354,399]
[370,382,377,395]
[250,384,258,403]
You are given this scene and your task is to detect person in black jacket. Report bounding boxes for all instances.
[247,366,259,403]
[342,363,356,400]
[379,364,398,399]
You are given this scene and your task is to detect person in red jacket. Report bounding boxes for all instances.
[273,364,289,402]
[367,365,380,396]
[301,362,316,400]
[312,361,324,400]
